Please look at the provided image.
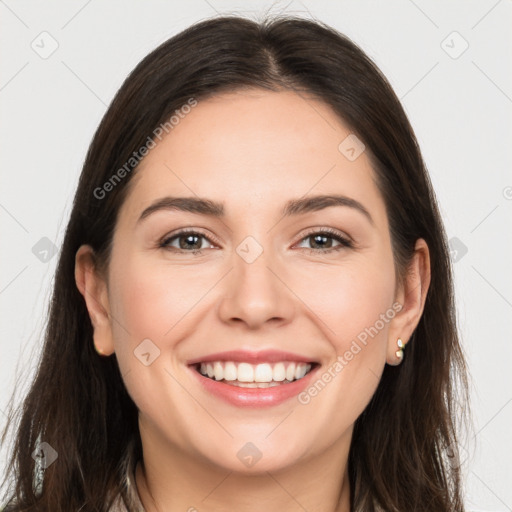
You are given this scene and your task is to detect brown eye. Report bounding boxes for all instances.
[178,233,203,250]
[160,230,214,252]
[308,234,336,249]
[296,230,352,253]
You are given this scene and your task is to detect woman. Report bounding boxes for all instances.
[1,15,468,512]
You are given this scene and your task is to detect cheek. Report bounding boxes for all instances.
[104,255,190,388]
[291,253,396,352]
[105,252,227,404]
[287,251,397,419]
[108,254,215,345]
[291,273,395,442]
[105,255,206,425]
[336,273,395,353]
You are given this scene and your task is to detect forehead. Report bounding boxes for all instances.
[120,89,385,223]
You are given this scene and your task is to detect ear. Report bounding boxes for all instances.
[387,238,431,365]
[74,245,115,356]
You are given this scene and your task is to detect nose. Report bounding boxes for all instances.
[217,246,295,330]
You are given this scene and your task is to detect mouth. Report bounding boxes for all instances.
[187,349,320,407]
[191,360,317,388]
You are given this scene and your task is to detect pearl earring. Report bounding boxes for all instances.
[395,338,405,360]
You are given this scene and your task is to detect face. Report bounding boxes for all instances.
[79,89,414,473]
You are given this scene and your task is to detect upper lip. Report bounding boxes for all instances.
[187,349,318,366]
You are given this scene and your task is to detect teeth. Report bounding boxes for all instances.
[197,361,312,384]
[230,381,283,388]
[295,364,307,380]
[224,361,237,381]
[213,362,224,381]
[273,362,286,381]
[254,363,273,382]
[237,363,254,382]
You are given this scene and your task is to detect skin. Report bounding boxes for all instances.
[75,89,430,512]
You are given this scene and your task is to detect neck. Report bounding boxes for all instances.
[135,428,352,512]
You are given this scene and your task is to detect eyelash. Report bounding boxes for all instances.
[159,227,353,255]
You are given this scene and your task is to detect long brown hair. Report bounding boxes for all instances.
[1,15,468,511]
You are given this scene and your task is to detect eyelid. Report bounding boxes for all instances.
[160,227,221,248]
[292,226,354,247]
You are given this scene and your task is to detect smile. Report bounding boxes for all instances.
[196,361,314,388]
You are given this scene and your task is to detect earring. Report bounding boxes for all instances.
[395,338,405,361]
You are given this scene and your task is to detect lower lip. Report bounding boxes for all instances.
[189,365,318,408]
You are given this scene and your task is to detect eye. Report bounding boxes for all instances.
[159,227,353,255]
[159,229,216,253]
[295,228,353,254]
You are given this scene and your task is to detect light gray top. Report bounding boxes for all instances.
[110,459,146,512]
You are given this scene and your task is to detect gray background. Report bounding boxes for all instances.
[1,1,511,510]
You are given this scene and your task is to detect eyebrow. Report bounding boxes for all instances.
[137,194,374,225]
